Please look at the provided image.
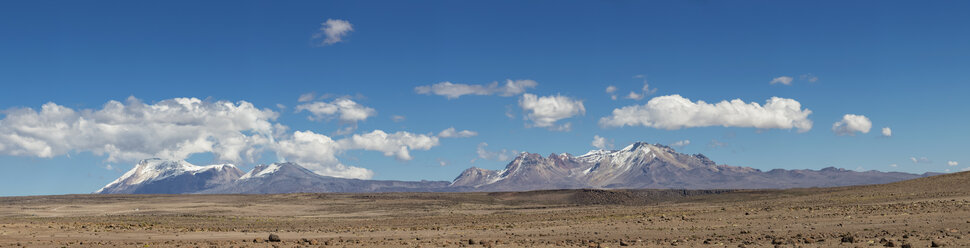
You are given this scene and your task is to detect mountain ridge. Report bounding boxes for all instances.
[97,141,936,194]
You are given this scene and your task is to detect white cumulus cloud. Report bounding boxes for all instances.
[275,130,373,179]
[438,127,478,138]
[881,127,892,137]
[910,156,931,164]
[625,76,657,100]
[832,114,872,136]
[770,76,794,85]
[519,93,585,131]
[599,95,813,132]
[605,86,617,94]
[0,97,279,163]
[414,79,537,99]
[295,98,376,123]
[670,140,691,148]
[591,135,613,149]
[0,97,464,180]
[298,92,317,102]
[337,130,439,161]
[626,91,644,100]
[948,161,959,167]
[312,19,353,46]
[605,85,618,100]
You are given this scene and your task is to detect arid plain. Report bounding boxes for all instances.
[1,172,969,247]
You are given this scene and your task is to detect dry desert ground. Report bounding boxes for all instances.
[1,172,969,247]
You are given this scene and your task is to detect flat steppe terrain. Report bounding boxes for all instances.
[1,172,969,247]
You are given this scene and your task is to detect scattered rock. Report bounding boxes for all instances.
[620,240,630,246]
[268,233,281,242]
[931,240,946,247]
[841,235,856,243]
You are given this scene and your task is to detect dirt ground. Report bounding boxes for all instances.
[1,172,969,247]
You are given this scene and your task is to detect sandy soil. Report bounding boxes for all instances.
[1,172,969,247]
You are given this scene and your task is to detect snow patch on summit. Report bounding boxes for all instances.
[239,163,283,180]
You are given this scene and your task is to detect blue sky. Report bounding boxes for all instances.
[1,1,968,196]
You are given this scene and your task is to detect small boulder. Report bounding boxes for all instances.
[268,233,281,242]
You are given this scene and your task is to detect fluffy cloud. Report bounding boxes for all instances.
[275,130,373,179]
[337,130,439,161]
[626,91,644,100]
[414,79,537,99]
[626,78,657,100]
[0,97,467,180]
[605,86,618,100]
[475,142,517,162]
[276,128,456,178]
[624,75,658,100]
[832,114,872,136]
[591,135,613,149]
[605,86,617,94]
[949,161,959,167]
[298,92,316,102]
[599,95,813,132]
[881,127,892,137]
[519,93,585,131]
[910,156,931,164]
[888,163,898,168]
[670,140,691,148]
[312,19,353,46]
[295,98,376,123]
[0,97,278,163]
[438,127,478,138]
[770,76,794,85]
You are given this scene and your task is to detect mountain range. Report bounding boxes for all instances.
[97,142,936,194]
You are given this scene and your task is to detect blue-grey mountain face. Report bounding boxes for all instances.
[99,142,934,194]
[197,162,452,194]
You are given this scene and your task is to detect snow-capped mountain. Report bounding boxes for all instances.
[98,161,453,194]
[98,141,935,194]
[452,142,931,191]
[96,158,243,194]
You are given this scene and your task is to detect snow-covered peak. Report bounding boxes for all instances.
[96,159,237,193]
[620,141,654,152]
[239,163,285,180]
[580,149,609,157]
[577,149,613,163]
